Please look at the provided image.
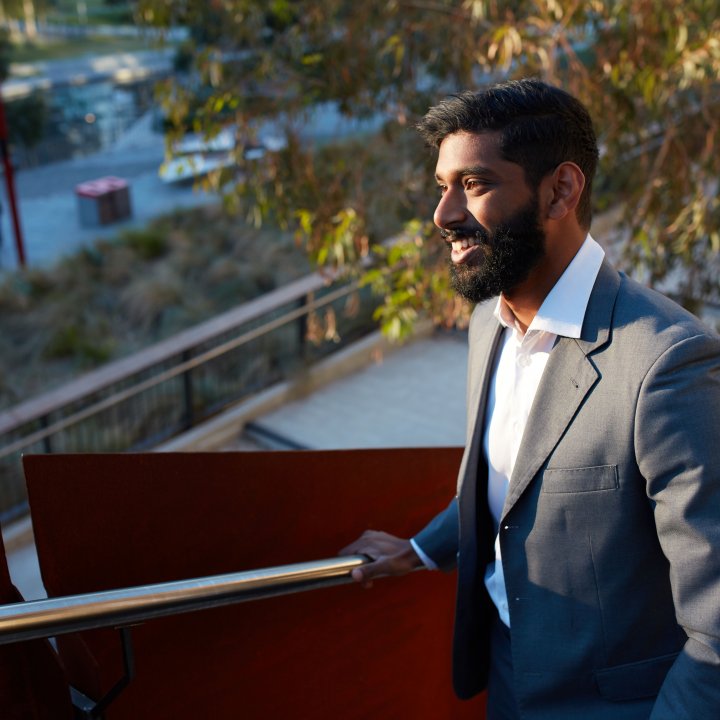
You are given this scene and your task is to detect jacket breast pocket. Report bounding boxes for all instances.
[595,652,678,701]
[541,464,618,493]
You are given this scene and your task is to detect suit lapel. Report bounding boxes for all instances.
[501,260,621,520]
[466,313,504,451]
[457,306,503,493]
[457,305,503,577]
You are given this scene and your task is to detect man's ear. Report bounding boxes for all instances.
[546,162,585,221]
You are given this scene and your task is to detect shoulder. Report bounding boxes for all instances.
[596,269,720,386]
[613,271,719,347]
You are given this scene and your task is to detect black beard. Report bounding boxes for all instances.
[447,196,546,303]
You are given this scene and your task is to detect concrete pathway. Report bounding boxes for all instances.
[243,333,468,450]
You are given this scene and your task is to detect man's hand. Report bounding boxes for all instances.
[339,530,425,588]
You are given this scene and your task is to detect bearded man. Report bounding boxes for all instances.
[342,79,720,719]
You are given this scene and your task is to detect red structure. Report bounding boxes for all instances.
[9,449,487,719]
[0,95,26,266]
[75,176,132,227]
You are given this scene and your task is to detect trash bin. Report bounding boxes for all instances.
[75,176,132,227]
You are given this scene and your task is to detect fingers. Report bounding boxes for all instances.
[345,556,379,589]
[351,555,393,589]
[339,530,422,589]
[351,566,373,589]
[341,531,386,589]
[338,529,383,558]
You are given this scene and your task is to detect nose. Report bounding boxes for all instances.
[433,187,467,230]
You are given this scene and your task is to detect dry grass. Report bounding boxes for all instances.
[0,205,309,410]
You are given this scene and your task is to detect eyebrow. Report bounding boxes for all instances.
[435,165,498,182]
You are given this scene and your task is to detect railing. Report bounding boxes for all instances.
[0,554,369,718]
[0,555,368,646]
[0,271,379,520]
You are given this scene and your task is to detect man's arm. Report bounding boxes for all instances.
[340,499,459,587]
[637,331,720,719]
[412,497,459,571]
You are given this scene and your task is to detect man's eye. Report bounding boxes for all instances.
[465,179,484,190]
[437,185,447,195]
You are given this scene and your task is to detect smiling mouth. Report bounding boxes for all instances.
[447,236,485,265]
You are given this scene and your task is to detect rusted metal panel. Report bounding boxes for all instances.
[24,448,485,719]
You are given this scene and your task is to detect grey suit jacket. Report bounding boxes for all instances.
[415,260,720,719]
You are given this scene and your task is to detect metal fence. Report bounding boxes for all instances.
[0,271,378,522]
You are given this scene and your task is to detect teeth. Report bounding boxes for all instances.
[451,238,477,252]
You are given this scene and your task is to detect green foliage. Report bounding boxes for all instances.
[8,34,154,63]
[43,322,115,364]
[43,0,137,26]
[122,227,169,260]
[5,92,47,149]
[0,28,12,83]
[138,0,720,332]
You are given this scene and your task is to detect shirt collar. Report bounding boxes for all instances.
[494,234,605,339]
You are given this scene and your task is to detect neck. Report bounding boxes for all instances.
[503,229,586,334]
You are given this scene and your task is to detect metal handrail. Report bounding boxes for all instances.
[0,555,368,646]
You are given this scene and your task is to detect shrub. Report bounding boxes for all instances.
[122,228,169,260]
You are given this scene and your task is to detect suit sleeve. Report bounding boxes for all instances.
[412,498,459,572]
[636,331,720,719]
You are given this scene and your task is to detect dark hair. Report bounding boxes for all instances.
[416,78,599,228]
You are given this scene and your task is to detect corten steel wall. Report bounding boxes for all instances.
[24,448,486,719]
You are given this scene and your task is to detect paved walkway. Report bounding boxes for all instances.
[241,333,468,450]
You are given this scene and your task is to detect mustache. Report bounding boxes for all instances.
[439,226,490,244]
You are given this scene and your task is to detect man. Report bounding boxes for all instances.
[341,79,720,719]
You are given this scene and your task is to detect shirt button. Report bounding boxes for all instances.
[517,354,531,368]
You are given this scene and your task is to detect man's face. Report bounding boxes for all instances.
[433,131,546,303]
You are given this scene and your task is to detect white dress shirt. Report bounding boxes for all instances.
[412,235,605,627]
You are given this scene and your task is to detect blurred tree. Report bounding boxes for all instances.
[0,29,12,82]
[22,0,38,39]
[138,0,720,338]
[5,92,47,159]
[1,0,41,39]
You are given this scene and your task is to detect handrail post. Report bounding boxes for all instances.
[39,415,53,454]
[70,627,136,719]
[181,349,194,430]
[298,293,309,361]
